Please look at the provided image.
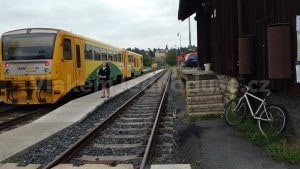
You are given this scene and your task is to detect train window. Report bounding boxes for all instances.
[118,52,122,62]
[101,48,107,61]
[2,34,56,60]
[63,39,72,60]
[94,46,101,60]
[113,51,118,62]
[133,57,135,66]
[75,45,81,68]
[121,53,124,62]
[84,44,93,60]
[108,50,113,61]
[134,58,137,67]
[128,55,132,63]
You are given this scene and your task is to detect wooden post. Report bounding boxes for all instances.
[196,11,211,70]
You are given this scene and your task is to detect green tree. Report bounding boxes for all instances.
[165,49,178,66]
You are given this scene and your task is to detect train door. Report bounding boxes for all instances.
[122,51,128,79]
[61,36,76,92]
[73,38,84,86]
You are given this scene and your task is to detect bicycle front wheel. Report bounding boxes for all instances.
[225,97,247,126]
[258,104,287,137]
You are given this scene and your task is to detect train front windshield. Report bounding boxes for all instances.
[2,33,56,60]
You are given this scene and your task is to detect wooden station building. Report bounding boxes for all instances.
[179,0,300,92]
[178,0,300,137]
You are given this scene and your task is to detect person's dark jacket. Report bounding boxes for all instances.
[98,66,110,81]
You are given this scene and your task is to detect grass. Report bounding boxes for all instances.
[192,160,204,169]
[237,119,300,164]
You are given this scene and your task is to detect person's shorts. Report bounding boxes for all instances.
[100,80,111,89]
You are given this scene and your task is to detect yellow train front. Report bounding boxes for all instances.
[0,28,143,104]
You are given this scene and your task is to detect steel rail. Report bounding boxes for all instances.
[0,106,51,130]
[139,71,171,169]
[42,70,168,169]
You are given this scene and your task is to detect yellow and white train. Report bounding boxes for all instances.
[0,28,143,104]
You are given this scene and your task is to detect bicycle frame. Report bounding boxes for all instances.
[235,91,271,122]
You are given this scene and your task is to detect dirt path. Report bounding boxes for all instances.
[176,119,300,169]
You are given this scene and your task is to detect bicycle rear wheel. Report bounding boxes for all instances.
[225,97,247,126]
[258,104,287,137]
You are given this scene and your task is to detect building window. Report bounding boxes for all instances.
[63,39,72,60]
[84,44,93,60]
[94,46,101,60]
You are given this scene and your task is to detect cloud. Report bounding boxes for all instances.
[0,0,197,49]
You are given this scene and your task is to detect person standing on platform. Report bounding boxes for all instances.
[98,62,111,98]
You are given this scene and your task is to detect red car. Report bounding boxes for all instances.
[177,51,198,67]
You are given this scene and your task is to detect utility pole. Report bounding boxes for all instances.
[188,17,192,48]
[177,32,182,53]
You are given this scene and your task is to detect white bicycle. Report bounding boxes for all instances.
[225,85,287,137]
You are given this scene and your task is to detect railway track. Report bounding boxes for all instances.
[0,106,51,131]
[0,105,20,115]
[42,70,171,169]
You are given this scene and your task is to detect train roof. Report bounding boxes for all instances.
[128,51,143,57]
[1,28,142,56]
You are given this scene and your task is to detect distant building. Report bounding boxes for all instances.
[155,49,168,63]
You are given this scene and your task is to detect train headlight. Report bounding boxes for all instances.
[5,63,10,68]
[5,69,10,73]
[44,68,49,72]
[44,61,50,66]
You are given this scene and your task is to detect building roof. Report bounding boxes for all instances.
[178,0,203,21]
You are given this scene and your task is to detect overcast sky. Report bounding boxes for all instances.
[0,0,197,50]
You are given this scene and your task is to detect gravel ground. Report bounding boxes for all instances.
[10,71,164,166]
[150,69,183,165]
[176,120,300,169]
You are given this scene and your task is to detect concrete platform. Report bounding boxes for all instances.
[0,163,40,169]
[151,164,191,169]
[0,70,164,162]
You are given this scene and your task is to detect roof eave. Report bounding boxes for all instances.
[178,0,203,21]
